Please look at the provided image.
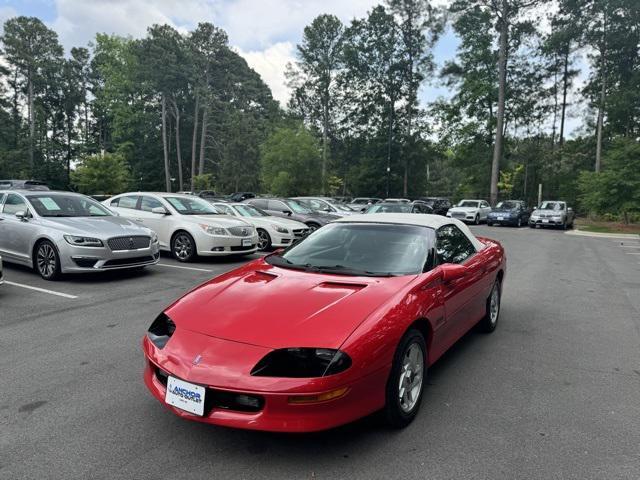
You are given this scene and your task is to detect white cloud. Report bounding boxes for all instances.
[236,41,295,106]
[0,6,18,34]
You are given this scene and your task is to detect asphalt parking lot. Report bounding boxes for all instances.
[1,226,639,480]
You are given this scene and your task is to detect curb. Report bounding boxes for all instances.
[566,229,640,240]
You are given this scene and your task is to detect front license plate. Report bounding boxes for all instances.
[242,238,252,246]
[542,219,549,223]
[497,216,504,221]
[165,376,205,416]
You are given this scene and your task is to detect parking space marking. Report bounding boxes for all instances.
[620,245,640,248]
[625,252,640,255]
[154,263,213,273]
[4,281,78,299]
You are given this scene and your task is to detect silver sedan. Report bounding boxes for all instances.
[0,190,160,280]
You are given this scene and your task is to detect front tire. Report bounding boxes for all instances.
[35,240,61,280]
[384,329,427,428]
[171,232,196,262]
[306,222,320,233]
[516,217,522,227]
[474,215,480,225]
[479,280,501,333]
[257,229,272,251]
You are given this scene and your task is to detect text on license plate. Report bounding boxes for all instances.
[242,238,252,246]
[542,219,549,223]
[165,376,205,416]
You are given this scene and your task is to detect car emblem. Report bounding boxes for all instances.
[192,354,202,366]
[242,228,248,236]
[128,237,135,249]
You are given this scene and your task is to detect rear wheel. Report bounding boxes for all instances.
[257,229,272,251]
[479,280,501,333]
[384,329,426,428]
[474,215,480,225]
[35,240,61,280]
[487,221,493,227]
[306,222,320,233]
[171,232,196,262]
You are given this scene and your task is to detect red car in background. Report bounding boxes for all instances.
[143,214,506,432]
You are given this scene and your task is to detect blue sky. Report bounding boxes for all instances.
[0,0,583,135]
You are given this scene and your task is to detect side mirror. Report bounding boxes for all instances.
[323,207,332,212]
[151,206,168,215]
[440,263,468,283]
[567,207,573,212]
[15,211,28,221]
[282,210,292,216]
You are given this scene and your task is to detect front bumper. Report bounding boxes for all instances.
[488,215,516,225]
[447,212,477,223]
[529,218,564,227]
[195,232,259,256]
[58,241,160,273]
[142,334,387,432]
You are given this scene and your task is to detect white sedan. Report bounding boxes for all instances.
[446,199,492,225]
[211,202,309,251]
[104,193,259,261]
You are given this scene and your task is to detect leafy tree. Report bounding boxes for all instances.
[71,152,131,195]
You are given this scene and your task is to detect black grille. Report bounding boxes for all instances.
[292,228,309,238]
[230,244,255,252]
[107,236,150,251]
[227,226,253,237]
[103,255,154,267]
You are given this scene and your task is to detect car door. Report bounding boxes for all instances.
[266,200,291,219]
[0,193,37,264]
[479,201,491,219]
[108,195,140,219]
[435,225,485,350]
[138,195,172,248]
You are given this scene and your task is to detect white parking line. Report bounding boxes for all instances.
[4,281,78,299]
[620,245,640,248]
[154,263,213,273]
[625,252,640,255]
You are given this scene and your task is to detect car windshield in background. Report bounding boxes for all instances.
[540,202,564,211]
[495,201,519,210]
[234,204,269,217]
[335,203,355,212]
[165,196,220,215]
[28,194,112,217]
[367,204,412,213]
[458,201,479,208]
[267,223,434,276]
[284,200,313,214]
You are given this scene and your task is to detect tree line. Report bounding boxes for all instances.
[0,0,638,220]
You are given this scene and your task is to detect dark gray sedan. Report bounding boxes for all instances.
[244,197,340,232]
[0,190,160,280]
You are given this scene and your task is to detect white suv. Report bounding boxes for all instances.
[446,199,492,225]
[104,193,258,261]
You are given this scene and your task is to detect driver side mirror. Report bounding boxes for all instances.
[151,206,169,215]
[440,263,468,283]
[15,211,29,221]
[282,210,292,216]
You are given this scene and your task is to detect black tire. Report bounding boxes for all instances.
[479,279,501,333]
[171,231,196,262]
[384,329,427,429]
[474,215,480,225]
[34,240,61,280]
[257,229,272,251]
[306,222,320,233]
[487,222,493,227]
[529,223,535,228]
[516,217,522,227]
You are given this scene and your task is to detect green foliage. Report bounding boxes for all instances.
[71,152,131,195]
[192,174,215,191]
[261,126,322,196]
[578,138,640,222]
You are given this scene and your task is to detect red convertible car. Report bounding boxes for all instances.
[143,214,506,432]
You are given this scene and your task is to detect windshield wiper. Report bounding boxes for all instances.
[312,264,398,277]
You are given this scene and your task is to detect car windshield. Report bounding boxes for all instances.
[283,199,313,214]
[267,223,434,277]
[234,204,269,217]
[335,202,355,212]
[458,201,479,208]
[495,201,520,210]
[165,196,220,215]
[27,194,112,217]
[366,204,412,213]
[352,198,370,204]
[539,201,564,211]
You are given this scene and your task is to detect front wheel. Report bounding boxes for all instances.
[474,215,480,225]
[479,280,501,333]
[171,232,196,262]
[257,229,272,251]
[306,222,320,233]
[487,222,493,227]
[384,329,427,428]
[35,240,61,280]
[516,217,522,227]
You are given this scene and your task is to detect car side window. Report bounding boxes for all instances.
[112,195,139,209]
[2,193,27,215]
[269,200,288,211]
[216,204,235,215]
[436,225,476,265]
[250,198,268,209]
[481,201,489,208]
[140,196,163,212]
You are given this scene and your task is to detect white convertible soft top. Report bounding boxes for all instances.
[335,213,485,251]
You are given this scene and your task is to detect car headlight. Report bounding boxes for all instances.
[250,348,352,377]
[275,226,289,234]
[64,235,104,247]
[147,313,176,349]
[150,232,159,243]
[199,224,228,235]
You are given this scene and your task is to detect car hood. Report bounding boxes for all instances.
[449,206,479,213]
[40,216,151,237]
[248,216,307,229]
[187,215,251,228]
[165,260,416,349]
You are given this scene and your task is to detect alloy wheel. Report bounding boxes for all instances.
[37,243,57,278]
[257,230,270,251]
[173,234,193,261]
[398,342,424,413]
[489,284,500,326]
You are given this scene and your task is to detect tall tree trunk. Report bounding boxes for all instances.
[386,98,395,198]
[198,106,208,176]
[559,46,570,148]
[12,69,19,148]
[551,52,559,149]
[66,118,72,186]
[321,104,328,196]
[28,74,34,172]
[595,35,606,173]
[171,99,183,190]
[190,95,200,191]
[161,95,171,192]
[490,2,508,206]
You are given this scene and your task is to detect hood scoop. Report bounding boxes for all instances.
[314,281,367,292]
[243,270,278,284]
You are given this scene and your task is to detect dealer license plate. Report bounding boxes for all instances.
[542,219,549,223]
[165,376,205,416]
[242,238,252,247]
[497,216,504,221]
